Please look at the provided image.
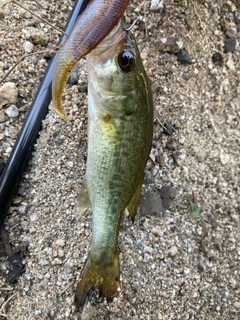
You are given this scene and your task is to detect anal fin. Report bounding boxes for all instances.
[75,177,91,219]
[127,181,143,222]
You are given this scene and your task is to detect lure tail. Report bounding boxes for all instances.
[75,251,120,310]
[52,0,130,121]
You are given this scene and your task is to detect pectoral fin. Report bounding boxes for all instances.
[127,181,143,222]
[75,177,91,219]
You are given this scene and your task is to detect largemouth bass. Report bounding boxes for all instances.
[52,0,130,122]
[74,17,153,310]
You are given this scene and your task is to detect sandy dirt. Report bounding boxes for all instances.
[0,0,239,319]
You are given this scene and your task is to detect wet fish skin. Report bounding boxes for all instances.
[52,0,130,121]
[74,17,153,310]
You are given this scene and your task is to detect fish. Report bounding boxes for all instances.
[74,17,153,310]
[52,0,130,122]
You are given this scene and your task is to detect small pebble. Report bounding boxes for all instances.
[55,239,65,247]
[220,18,229,31]
[58,249,64,257]
[212,52,223,64]
[223,39,237,54]
[226,57,235,71]
[24,41,34,54]
[0,109,5,123]
[174,120,181,128]
[197,150,207,163]
[8,126,18,139]
[150,0,163,11]
[24,274,31,281]
[179,137,185,144]
[144,169,154,184]
[155,152,165,167]
[55,138,63,146]
[39,259,49,266]
[30,214,37,222]
[5,105,19,118]
[143,253,151,262]
[176,50,193,64]
[24,19,35,27]
[0,8,4,19]
[0,82,18,105]
[79,81,88,93]
[81,306,98,320]
[169,246,178,257]
[225,28,237,38]
[19,9,32,19]
[31,30,49,46]
[52,258,62,265]
[182,71,194,80]
[233,302,240,309]
[0,61,4,71]
[18,205,27,215]
[163,121,174,135]
[158,37,185,53]
[151,226,162,237]
[160,186,177,209]
[166,138,177,151]
[144,246,152,254]
[220,154,229,165]
[173,149,186,166]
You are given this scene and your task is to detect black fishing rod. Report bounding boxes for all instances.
[0,0,90,225]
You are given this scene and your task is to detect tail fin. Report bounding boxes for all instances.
[74,252,120,310]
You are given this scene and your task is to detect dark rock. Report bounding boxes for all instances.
[163,121,175,135]
[82,153,87,161]
[67,64,79,85]
[159,186,177,210]
[152,141,157,148]
[55,138,63,146]
[7,251,25,284]
[166,138,177,150]
[175,50,193,64]
[144,169,154,184]
[173,149,186,166]
[139,190,164,215]
[212,52,223,64]
[223,39,237,54]
[79,81,88,93]
[155,152,165,167]
[197,263,204,273]
[138,21,146,32]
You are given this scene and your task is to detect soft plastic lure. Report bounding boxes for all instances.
[52,0,130,121]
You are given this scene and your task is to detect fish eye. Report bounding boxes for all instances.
[117,50,135,72]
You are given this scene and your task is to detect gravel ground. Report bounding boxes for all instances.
[0,0,239,319]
